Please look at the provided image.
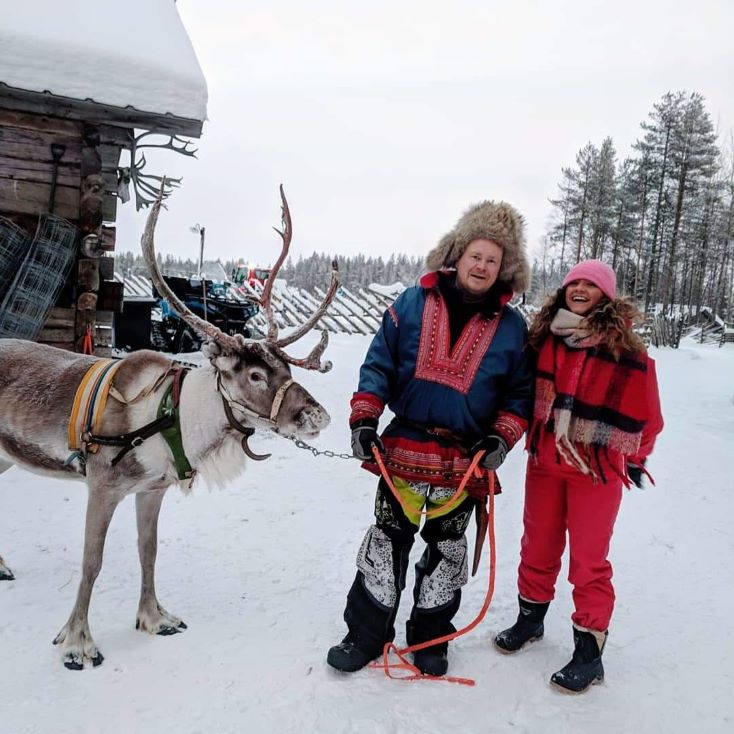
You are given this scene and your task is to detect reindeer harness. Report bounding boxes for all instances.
[67,362,194,479]
[214,373,295,461]
[67,358,122,457]
[66,360,294,478]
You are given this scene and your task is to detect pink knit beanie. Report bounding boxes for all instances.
[562,259,616,300]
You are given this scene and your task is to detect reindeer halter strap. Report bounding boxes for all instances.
[216,376,294,462]
[269,378,294,422]
[216,374,295,425]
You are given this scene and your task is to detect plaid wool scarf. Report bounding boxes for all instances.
[530,320,650,477]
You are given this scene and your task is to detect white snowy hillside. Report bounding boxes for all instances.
[1,335,733,734]
[0,0,207,122]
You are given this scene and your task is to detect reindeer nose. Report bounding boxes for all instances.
[296,405,330,435]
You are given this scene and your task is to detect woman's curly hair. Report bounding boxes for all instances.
[528,287,646,356]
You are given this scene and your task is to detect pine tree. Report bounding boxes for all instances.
[570,143,598,262]
[663,93,719,313]
[634,91,683,308]
[536,90,733,322]
[590,137,617,259]
[548,167,575,271]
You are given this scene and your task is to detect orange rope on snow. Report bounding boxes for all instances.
[370,446,497,686]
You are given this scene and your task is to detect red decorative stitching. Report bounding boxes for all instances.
[415,291,500,395]
[349,392,384,424]
[492,411,527,448]
[387,306,398,328]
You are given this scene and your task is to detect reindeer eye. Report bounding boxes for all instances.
[249,368,269,385]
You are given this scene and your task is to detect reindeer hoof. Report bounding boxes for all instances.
[61,649,104,670]
[63,653,84,671]
[157,621,186,636]
[0,569,14,581]
[136,609,187,635]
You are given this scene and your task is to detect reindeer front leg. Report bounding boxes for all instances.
[53,487,120,670]
[135,489,187,636]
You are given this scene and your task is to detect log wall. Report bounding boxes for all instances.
[0,107,124,353]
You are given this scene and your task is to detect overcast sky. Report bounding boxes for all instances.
[118,0,733,269]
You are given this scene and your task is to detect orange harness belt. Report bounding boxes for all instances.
[67,359,122,454]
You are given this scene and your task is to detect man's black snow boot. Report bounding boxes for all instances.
[550,627,607,693]
[326,637,381,673]
[328,572,397,673]
[406,605,455,677]
[413,646,449,676]
[494,596,550,653]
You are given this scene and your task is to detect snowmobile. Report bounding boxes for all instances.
[151,274,259,353]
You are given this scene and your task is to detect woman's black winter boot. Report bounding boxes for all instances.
[494,596,550,653]
[550,627,607,693]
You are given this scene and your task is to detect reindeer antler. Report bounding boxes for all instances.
[259,184,292,343]
[270,330,332,373]
[142,182,337,369]
[260,186,339,372]
[141,180,241,351]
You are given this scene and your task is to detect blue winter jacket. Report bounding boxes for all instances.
[350,272,533,487]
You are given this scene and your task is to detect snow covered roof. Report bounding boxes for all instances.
[0,0,207,134]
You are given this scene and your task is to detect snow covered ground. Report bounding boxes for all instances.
[1,335,733,734]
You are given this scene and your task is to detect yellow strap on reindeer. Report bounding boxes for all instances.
[68,359,122,453]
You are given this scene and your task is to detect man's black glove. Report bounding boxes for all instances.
[350,420,384,461]
[628,460,646,489]
[470,434,509,471]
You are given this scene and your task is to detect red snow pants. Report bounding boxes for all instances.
[517,459,623,632]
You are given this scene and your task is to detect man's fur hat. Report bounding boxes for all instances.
[426,200,531,293]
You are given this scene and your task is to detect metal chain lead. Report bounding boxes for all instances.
[287,435,353,460]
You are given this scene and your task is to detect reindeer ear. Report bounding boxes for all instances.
[202,339,222,360]
[241,340,270,363]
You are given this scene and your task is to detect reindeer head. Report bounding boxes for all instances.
[141,184,334,444]
[201,336,329,439]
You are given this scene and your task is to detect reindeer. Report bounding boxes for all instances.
[0,187,336,670]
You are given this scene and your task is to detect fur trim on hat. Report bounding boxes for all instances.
[426,200,531,293]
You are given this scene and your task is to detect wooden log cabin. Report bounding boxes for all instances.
[0,1,207,354]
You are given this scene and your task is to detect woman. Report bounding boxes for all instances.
[327,200,533,677]
[494,259,663,693]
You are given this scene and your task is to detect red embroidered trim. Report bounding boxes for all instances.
[492,411,527,448]
[360,437,502,493]
[349,392,384,425]
[415,290,500,395]
[387,306,398,328]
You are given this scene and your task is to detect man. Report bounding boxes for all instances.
[327,200,533,676]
